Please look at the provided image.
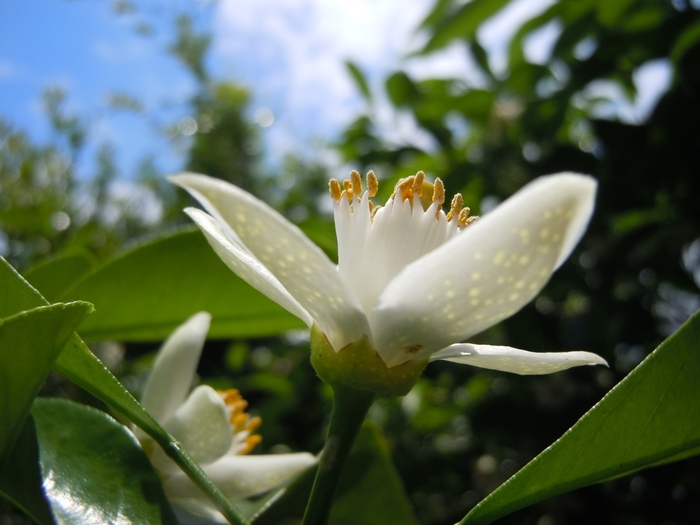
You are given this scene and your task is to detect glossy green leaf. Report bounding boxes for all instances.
[18,398,176,524]
[0,257,250,525]
[460,309,700,525]
[22,250,97,303]
[256,423,418,525]
[0,302,92,463]
[60,228,304,342]
[0,416,54,525]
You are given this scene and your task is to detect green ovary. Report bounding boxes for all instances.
[310,324,428,397]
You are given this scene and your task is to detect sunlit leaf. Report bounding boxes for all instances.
[460,310,700,525]
[22,250,97,303]
[0,302,92,464]
[59,228,304,341]
[4,398,177,525]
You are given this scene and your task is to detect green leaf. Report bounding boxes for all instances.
[0,257,250,525]
[460,309,700,525]
[421,0,512,54]
[59,228,304,341]
[345,61,372,102]
[5,398,177,524]
[256,423,418,525]
[671,18,700,64]
[0,302,93,463]
[22,250,97,303]
[0,407,55,524]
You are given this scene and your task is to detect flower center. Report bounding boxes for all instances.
[218,389,262,455]
[329,170,479,316]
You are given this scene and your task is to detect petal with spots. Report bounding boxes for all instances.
[172,173,369,350]
[430,343,608,374]
[371,173,597,367]
[185,208,314,327]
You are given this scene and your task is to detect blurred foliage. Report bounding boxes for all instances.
[335,0,700,523]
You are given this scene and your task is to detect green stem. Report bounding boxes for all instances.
[302,383,376,525]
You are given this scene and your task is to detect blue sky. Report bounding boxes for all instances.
[0,0,672,184]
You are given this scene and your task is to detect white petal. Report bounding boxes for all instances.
[371,173,597,367]
[140,312,211,424]
[160,385,233,467]
[172,173,368,350]
[186,208,314,327]
[163,452,317,501]
[430,343,608,374]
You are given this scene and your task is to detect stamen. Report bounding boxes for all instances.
[329,179,342,201]
[239,435,262,455]
[246,416,262,432]
[343,179,354,202]
[367,171,378,197]
[458,207,479,228]
[351,170,362,197]
[413,171,425,196]
[447,193,464,222]
[432,178,445,216]
[231,412,247,428]
[396,177,415,201]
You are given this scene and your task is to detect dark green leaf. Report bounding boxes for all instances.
[345,61,372,102]
[0,407,55,524]
[460,310,700,525]
[257,423,418,525]
[22,251,97,303]
[32,398,175,524]
[60,228,304,341]
[671,18,700,64]
[0,302,92,463]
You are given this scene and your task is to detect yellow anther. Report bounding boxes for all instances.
[232,399,248,414]
[329,179,342,201]
[458,208,479,228]
[367,171,378,197]
[413,171,425,196]
[395,176,415,201]
[371,205,381,220]
[351,170,362,196]
[231,412,248,427]
[343,179,354,202]
[432,178,445,207]
[239,435,262,455]
[246,416,262,432]
[447,193,464,222]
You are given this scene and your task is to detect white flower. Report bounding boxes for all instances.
[139,312,316,521]
[170,172,606,393]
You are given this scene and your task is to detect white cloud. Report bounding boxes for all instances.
[212,0,437,160]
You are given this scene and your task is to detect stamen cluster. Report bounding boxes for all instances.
[329,170,479,229]
[218,389,263,455]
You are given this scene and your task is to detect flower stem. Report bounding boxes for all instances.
[302,383,376,525]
